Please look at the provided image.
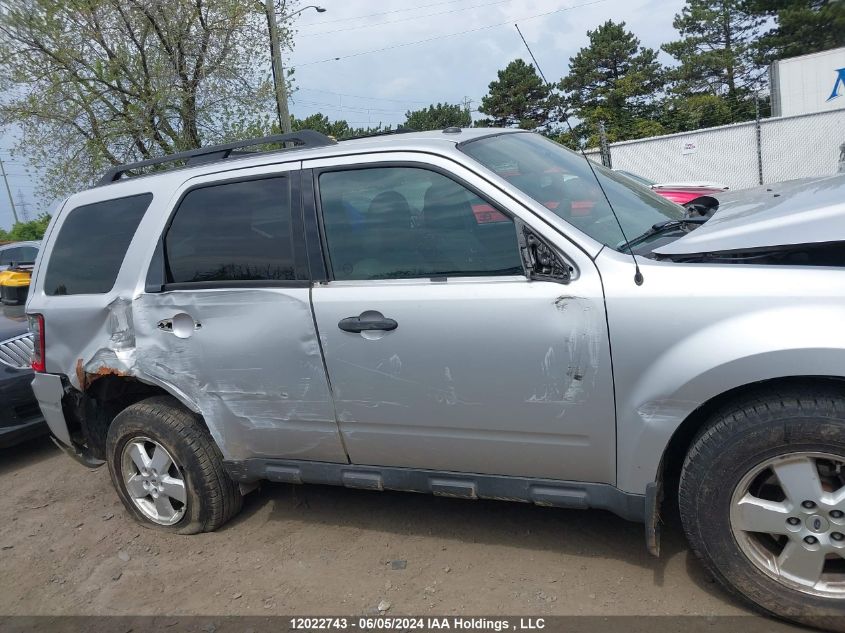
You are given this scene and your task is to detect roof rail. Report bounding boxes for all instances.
[340,127,417,141]
[97,130,336,186]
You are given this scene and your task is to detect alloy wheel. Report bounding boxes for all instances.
[120,436,187,526]
[730,451,845,598]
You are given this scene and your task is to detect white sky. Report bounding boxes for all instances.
[0,0,686,230]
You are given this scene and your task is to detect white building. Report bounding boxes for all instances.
[770,47,845,117]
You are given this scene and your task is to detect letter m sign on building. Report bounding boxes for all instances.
[827,68,845,102]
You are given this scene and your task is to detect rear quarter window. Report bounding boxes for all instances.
[43,193,152,295]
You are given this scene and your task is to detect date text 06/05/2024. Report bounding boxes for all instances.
[289,617,547,631]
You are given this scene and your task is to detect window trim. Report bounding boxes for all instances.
[151,172,308,292]
[310,161,528,283]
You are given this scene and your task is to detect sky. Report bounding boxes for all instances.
[0,0,686,231]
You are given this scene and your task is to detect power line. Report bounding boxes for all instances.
[298,0,515,38]
[298,0,470,27]
[296,87,433,105]
[292,0,609,69]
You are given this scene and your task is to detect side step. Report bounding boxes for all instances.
[224,458,646,524]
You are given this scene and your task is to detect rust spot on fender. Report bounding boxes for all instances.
[75,359,86,390]
[76,358,131,390]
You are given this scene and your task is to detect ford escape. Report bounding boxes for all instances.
[26,128,845,628]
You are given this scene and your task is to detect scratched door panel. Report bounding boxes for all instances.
[312,276,615,483]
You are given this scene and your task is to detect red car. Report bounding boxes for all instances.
[615,170,728,206]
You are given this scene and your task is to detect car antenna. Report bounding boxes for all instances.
[514,23,643,286]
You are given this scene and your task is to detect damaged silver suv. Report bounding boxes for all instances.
[28,128,845,627]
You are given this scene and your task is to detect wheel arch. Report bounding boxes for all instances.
[659,375,845,505]
[76,375,208,461]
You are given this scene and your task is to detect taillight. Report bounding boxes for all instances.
[27,313,45,372]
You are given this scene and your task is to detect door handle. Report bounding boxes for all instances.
[338,315,398,333]
[157,313,201,339]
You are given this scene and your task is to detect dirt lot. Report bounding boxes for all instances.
[0,436,763,618]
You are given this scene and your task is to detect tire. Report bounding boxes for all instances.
[679,384,845,630]
[105,395,242,534]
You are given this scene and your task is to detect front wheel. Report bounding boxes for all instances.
[106,396,242,534]
[679,385,845,629]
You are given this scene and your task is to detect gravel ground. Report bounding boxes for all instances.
[0,435,771,619]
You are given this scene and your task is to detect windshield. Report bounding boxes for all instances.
[617,170,657,187]
[460,132,684,251]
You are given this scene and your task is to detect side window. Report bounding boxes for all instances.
[318,167,524,281]
[18,246,37,262]
[44,193,152,295]
[164,176,297,284]
[0,247,18,265]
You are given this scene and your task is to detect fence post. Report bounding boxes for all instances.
[598,120,612,169]
[754,92,763,185]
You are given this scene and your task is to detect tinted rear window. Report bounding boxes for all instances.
[164,177,295,284]
[44,193,152,295]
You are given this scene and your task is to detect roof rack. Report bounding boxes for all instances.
[339,127,417,142]
[97,130,336,186]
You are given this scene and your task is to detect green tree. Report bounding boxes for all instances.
[478,59,554,130]
[291,113,391,139]
[403,103,471,131]
[663,0,764,122]
[0,213,51,241]
[560,20,666,145]
[746,1,845,62]
[0,0,281,198]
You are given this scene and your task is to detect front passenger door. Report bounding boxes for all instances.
[308,157,616,484]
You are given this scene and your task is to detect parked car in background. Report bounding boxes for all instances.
[0,304,46,448]
[26,128,845,629]
[0,241,39,272]
[614,169,729,206]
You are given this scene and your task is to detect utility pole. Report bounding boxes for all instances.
[16,191,30,222]
[0,157,19,224]
[263,4,327,135]
[265,0,291,134]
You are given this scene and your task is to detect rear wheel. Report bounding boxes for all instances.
[106,396,242,534]
[679,385,845,629]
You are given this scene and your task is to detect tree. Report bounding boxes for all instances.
[560,20,666,145]
[291,113,391,139]
[663,0,764,121]
[0,213,51,242]
[403,103,471,131]
[478,59,554,130]
[746,1,845,63]
[0,0,279,198]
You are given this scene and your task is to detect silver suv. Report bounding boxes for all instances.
[27,129,845,627]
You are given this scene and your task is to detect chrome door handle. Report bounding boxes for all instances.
[157,313,202,338]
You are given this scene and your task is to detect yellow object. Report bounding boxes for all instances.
[0,269,32,305]
[0,270,31,288]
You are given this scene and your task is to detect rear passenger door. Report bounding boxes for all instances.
[306,155,616,484]
[138,166,348,465]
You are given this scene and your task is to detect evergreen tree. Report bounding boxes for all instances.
[663,0,764,122]
[746,0,845,62]
[404,103,471,131]
[559,20,665,145]
[478,59,554,130]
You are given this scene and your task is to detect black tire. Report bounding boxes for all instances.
[106,395,242,534]
[679,383,845,630]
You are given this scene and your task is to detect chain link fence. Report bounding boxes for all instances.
[584,107,845,190]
